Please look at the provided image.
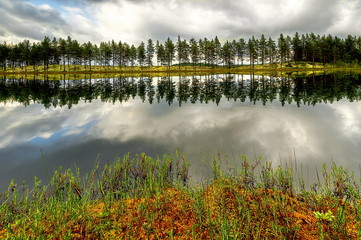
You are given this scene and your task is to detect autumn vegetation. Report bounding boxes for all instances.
[1,153,361,239]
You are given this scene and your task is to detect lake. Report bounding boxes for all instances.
[1,72,361,191]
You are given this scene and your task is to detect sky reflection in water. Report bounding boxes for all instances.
[1,75,361,191]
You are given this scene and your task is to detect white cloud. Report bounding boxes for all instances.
[38,3,53,11]
[78,0,355,44]
[331,100,361,138]
[59,6,102,43]
[327,0,361,36]
[1,0,360,44]
[0,0,67,42]
[0,101,104,148]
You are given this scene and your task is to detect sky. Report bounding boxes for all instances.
[0,0,361,45]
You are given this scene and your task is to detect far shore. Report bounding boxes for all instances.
[1,62,361,77]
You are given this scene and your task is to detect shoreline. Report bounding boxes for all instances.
[1,65,361,76]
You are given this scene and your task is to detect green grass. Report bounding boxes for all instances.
[1,62,361,80]
[1,153,361,239]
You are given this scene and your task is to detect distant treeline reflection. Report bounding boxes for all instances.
[1,73,361,108]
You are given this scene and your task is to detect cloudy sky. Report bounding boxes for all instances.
[0,0,360,44]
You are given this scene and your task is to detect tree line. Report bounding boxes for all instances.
[1,73,361,108]
[1,33,361,71]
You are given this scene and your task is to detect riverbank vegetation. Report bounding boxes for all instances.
[1,33,361,74]
[0,62,328,75]
[3,62,355,82]
[1,153,361,239]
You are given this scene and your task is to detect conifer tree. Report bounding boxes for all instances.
[267,37,277,65]
[189,38,199,69]
[137,41,146,67]
[235,38,246,65]
[165,38,175,68]
[258,34,267,65]
[146,39,155,67]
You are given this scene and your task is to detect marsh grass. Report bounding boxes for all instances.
[1,153,361,239]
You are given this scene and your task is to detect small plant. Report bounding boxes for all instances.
[314,210,335,222]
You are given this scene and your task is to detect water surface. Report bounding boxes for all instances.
[1,73,361,191]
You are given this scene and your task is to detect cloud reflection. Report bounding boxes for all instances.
[1,95,361,191]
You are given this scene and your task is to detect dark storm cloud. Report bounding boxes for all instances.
[0,0,67,41]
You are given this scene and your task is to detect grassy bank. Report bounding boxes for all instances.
[1,62,361,79]
[1,153,361,239]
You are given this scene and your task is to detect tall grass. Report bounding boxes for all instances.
[1,153,361,239]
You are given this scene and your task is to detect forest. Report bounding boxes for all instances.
[1,33,361,72]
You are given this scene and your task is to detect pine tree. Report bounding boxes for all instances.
[30,43,41,71]
[189,38,199,69]
[220,41,235,68]
[177,36,183,69]
[111,40,119,69]
[66,36,72,70]
[19,40,31,71]
[51,37,60,67]
[165,38,175,68]
[122,42,131,66]
[156,41,165,66]
[278,34,287,68]
[41,36,51,71]
[83,41,94,70]
[267,37,277,66]
[0,43,10,71]
[129,45,137,66]
[292,32,302,62]
[248,37,258,68]
[137,41,146,67]
[146,39,155,67]
[258,34,267,65]
[214,36,221,65]
[235,38,246,65]
[58,38,67,71]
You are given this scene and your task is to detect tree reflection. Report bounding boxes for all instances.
[1,73,361,108]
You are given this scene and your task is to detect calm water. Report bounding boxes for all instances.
[1,73,361,191]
